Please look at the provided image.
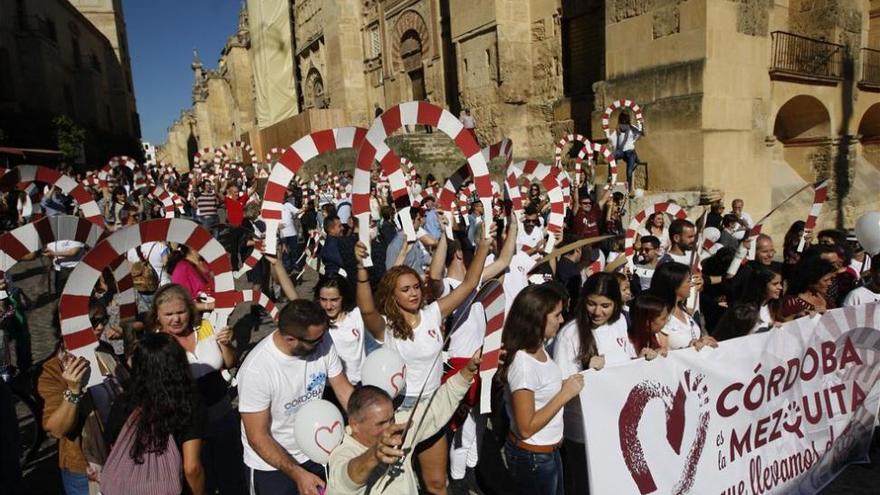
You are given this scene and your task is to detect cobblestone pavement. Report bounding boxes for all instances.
[9,257,879,494]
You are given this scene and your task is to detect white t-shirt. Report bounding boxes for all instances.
[505,350,564,445]
[553,318,634,443]
[280,202,300,238]
[850,256,872,277]
[663,251,692,266]
[662,309,701,350]
[46,240,85,270]
[516,226,545,251]
[187,321,225,379]
[383,302,444,398]
[328,308,367,384]
[336,198,352,225]
[238,331,343,468]
[503,252,535,315]
[127,241,171,286]
[843,286,880,307]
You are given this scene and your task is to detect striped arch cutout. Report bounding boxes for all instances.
[624,201,689,269]
[59,219,235,387]
[261,127,368,256]
[354,101,493,267]
[216,140,258,165]
[505,160,565,253]
[601,98,644,133]
[0,166,105,228]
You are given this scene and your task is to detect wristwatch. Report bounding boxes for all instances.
[63,389,84,405]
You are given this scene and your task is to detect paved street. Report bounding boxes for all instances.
[9,256,880,494]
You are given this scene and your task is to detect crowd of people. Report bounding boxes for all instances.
[0,131,878,495]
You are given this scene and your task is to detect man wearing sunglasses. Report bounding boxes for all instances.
[239,299,355,495]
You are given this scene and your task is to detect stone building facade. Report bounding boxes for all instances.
[158,0,880,237]
[0,0,141,164]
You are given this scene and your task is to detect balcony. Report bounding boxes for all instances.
[769,31,843,86]
[859,48,880,91]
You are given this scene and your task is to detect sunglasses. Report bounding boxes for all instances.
[523,220,539,225]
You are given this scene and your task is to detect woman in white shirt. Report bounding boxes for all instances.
[638,212,670,252]
[552,273,633,494]
[501,284,584,495]
[150,283,245,495]
[649,262,718,351]
[353,233,492,495]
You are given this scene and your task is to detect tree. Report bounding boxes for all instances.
[52,115,86,162]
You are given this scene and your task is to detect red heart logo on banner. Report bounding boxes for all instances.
[390,367,407,396]
[617,370,710,494]
[314,420,342,455]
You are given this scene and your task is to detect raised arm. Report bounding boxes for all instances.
[482,218,518,280]
[429,230,448,299]
[266,255,300,300]
[354,241,386,341]
[437,225,493,318]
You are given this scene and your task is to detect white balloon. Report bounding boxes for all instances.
[292,399,344,464]
[361,348,407,398]
[855,211,880,256]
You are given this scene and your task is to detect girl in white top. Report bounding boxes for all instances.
[268,257,372,384]
[353,227,493,495]
[650,261,718,351]
[501,284,584,495]
[150,283,246,494]
[552,273,634,494]
[638,212,671,252]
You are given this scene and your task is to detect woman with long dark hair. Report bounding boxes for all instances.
[354,232,491,494]
[148,284,243,495]
[628,293,670,357]
[782,220,806,280]
[552,273,632,494]
[501,284,583,495]
[649,262,717,351]
[103,333,205,495]
[737,264,783,328]
[780,258,837,320]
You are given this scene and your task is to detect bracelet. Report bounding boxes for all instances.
[63,389,84,405]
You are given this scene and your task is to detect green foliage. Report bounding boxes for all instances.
[51,115,86,161]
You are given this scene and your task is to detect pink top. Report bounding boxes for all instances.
[171,260,213,299]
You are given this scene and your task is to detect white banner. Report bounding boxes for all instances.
[581,303,880,495]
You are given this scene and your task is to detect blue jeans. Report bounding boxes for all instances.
[249,461,324,495]
[282,235,300,272]
[61,469,89,495]
[199,215,219,236]
[613,149,640,190]
[503,441,564,495]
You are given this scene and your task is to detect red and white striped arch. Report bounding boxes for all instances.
[0,166,105,228]
[212,288,279,329]
[354,102,493,266]
[193,147,217,168]
[505,160,565,253]
[261,127,368,255]
[216,140,258,165]
[59,219,235,386]
[601,98,644,133]
[624,202,689,268]
[554,134,592,187]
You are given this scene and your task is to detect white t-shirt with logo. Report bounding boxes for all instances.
[505,350,563,445]
[553,318,633,443]
[383,302,444,398]
[516,226,545,251]
[328,307,366,384]
[238,331,343,469]
[46,240,85,270]
[662,309,701,350]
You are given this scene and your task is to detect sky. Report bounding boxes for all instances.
[122,0,243,145]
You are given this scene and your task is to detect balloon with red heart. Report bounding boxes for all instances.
[293,399,344,464]
[361,348,407,398]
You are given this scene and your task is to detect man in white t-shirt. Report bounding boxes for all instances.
[281,193,301,272]
[44,239,85,293]
[238,299,355,495]
[731,198,753,240]
[657,218,695,266]
[515,205,545,254]
[844,254,880,306]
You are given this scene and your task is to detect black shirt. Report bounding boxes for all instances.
[104,394,206,451]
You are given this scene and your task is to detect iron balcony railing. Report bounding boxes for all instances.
[770,31,844,83]
[860,48,880,87]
